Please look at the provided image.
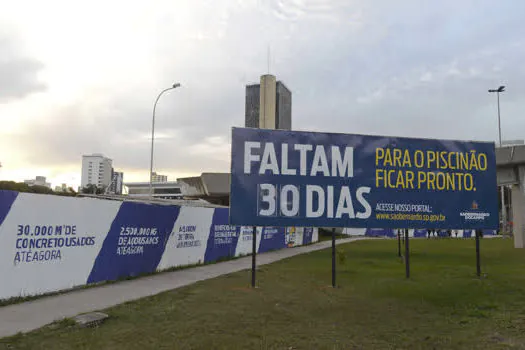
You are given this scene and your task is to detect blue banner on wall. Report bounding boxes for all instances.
[204,208,240,262]
[259,227,286,253]
[230,127,498,229]
[414,229,427,238]
[303,227,314,245]
[365,228,395,237]
[87,202,180,283]
[0,191,17,227]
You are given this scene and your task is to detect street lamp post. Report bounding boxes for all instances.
[149,83,181,198]
[488,85,506,232]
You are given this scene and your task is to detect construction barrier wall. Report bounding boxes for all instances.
[0,191,318,300]
[342,228,497,237]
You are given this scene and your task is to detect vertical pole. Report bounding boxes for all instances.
[404,229,410,278]
[497,91,502,147]
[397,231,401,257]
[475,230,481,277]
[497,91,506,234]
[500,187,506,232]
[150,87,177,199]
[252,226,257,287]
[332,228,336,288]
[149,103,157,199]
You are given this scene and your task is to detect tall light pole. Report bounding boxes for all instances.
[149,83,181,198]
[489,85,506,232]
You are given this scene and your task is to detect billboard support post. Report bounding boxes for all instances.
[404,229,410,279]
[332,229,336,288]
[397,230,402,257]
[251,226,256,288]
[476,230,481,277]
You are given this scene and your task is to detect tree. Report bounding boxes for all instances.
[81,184,106,195]
[30,185,55,195]
[0,181,77,197]
[0,181,25,192]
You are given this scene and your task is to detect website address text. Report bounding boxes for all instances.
[376,212,446,222]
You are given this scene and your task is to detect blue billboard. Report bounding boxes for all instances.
[230,127,498,229]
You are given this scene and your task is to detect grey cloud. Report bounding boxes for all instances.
[6,0,525,181]
[0,35,46,102]
[10,88,236,175]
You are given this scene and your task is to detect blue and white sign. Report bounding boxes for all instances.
[230,127,498,229]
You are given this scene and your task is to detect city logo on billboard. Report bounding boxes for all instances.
[460,201,490,221]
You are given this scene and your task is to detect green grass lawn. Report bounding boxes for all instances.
[2,238,525,350]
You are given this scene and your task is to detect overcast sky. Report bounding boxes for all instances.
[1,0,523,188]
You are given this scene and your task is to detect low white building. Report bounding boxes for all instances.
[54,184,68,192]
[151,172,168,183]
[24,176,51,188]
[125,181,183,200]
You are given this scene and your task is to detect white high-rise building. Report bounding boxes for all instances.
[81,154,113,189]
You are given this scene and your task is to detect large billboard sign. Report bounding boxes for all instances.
[230,127,498,229]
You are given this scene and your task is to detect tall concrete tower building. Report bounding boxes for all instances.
[259,74,277,129]
[245,74,291,130]
[275,80,292,130]
[245,84,260,128]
